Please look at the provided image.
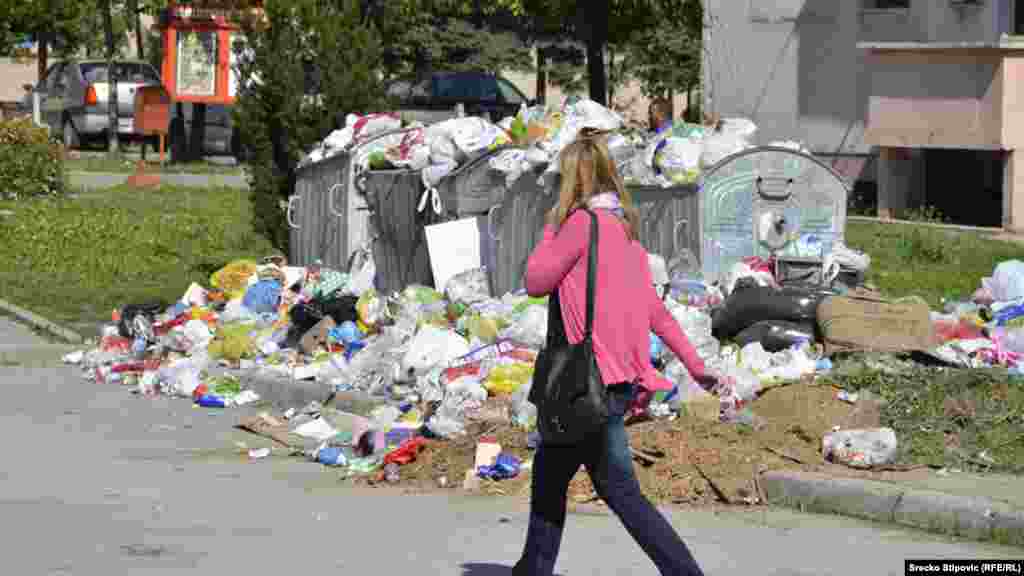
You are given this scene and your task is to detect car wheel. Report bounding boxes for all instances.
[62,117,80,150]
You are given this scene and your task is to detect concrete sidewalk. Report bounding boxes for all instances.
[761,469,1024,547]
[68,171,249,190]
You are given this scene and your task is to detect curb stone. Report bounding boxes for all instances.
[0,298,83,345]
[760,470,1024,547]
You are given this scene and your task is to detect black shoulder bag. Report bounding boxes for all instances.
[529,208,608,446]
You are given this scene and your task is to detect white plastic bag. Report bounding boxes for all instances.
[445,268,491,306]
[400,325,471,379]
[499,305,548,349]
[510,376,537,429]
[822,427,899,469]
[351,112,402,142]
[427,376,489,438]
[982,260,1024,302]
[422,160,459,189]
[344,251,376,297]
[574,98,624,131]
[654,137,702,182]
[157,351,209,397]
[739,342,774,375]
[663,301,720,361]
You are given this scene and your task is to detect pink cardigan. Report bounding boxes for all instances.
[525,209,708,391]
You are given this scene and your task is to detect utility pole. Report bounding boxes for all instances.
[104,0,120,155]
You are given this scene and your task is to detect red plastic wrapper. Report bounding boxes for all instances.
[933,317,984,343]
[100,336,132,353]
[111,362,145,374]
[382,437,429,466]
[154,314,189,336]
[443,361,483,383]
[503,347,537,363]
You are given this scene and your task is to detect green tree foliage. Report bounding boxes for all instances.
[625,0,702,102]
[233,0,384,251]
[518,0,698,104]
[373,0,534,80]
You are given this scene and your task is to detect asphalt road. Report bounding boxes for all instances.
[0,321,1019,574]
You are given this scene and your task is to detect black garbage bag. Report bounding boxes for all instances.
[711,279,832,341]
[117,302,168,339]
[286,294,360,348]
[734,320,817,353]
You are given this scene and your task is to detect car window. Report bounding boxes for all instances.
[496,78,525,105]
[478,74,500,103]
[435,74,483,101]
[80,62,161,84]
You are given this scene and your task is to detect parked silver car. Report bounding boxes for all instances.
[30,59,161,149]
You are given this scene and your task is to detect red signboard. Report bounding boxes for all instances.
[159,1,263,104]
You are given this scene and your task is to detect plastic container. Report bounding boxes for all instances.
[196,394,228,408]
[315,445,349,467]
[822,427,898,469]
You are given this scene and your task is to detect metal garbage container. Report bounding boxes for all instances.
[484,170,701,296]
[358,147,515,294]
[699,146,850,286]
[286,128,419,269]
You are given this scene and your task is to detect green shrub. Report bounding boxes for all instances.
[0,117,66,200]
[233,0,386,252]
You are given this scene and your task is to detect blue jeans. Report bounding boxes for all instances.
[514,383,705,576]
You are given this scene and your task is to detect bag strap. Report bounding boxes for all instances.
[581,208,599,339]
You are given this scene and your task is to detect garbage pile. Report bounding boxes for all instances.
[300,97,783,191]
[930,259,1024,372]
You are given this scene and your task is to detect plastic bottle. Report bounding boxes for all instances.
[132,337,148,359]
[822,427,898,469]
[384,462,400,483]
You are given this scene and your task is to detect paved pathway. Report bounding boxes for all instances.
[0,320,1018,575]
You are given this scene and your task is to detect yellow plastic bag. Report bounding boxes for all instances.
[484,363,534,395]
[210,260,258,301]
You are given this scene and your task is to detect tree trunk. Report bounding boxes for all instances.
[535,49,547,105]
[131,0,145,61]
[104,0,119,155]
[188,103,207,162]
[37,37,48,83]
[585,1,609,106]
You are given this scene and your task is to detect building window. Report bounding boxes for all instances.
[863,0,910,9]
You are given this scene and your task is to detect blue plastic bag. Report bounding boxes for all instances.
[477,453,521,480]
[243,279,283,315]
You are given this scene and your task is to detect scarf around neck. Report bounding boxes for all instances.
[587,192,624,217]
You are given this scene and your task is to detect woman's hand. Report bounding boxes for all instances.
[694,372,720,393]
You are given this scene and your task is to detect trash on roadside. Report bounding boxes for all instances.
[477,453,522,480]
[248,447,271,460]
[822,427,899,469]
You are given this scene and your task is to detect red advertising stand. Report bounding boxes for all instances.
[154,1,262,162]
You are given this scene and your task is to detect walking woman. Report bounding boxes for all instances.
[514,134,728,575]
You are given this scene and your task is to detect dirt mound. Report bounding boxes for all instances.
[355,382,925,506]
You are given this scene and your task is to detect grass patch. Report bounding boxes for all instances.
[65,153,244,175]
[822,364,1024,475]
[0,185,274,336]
[845,220,1024,306]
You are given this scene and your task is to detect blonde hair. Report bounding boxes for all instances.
[556,131,640,241]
